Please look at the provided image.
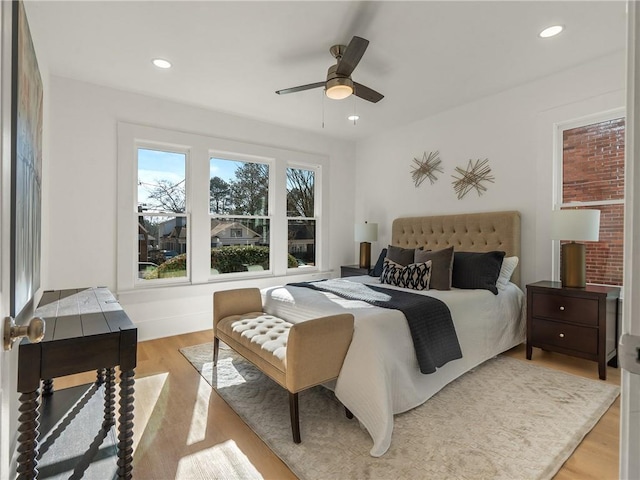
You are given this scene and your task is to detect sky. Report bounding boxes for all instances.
[137,148,245,207]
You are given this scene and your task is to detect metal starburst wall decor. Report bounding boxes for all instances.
[452,158,495,199]
[411,151,443,187]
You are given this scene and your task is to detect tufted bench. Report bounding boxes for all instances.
[213,287,355,443]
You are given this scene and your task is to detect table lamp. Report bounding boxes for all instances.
[355,221,378,269]
[551,209,600,288]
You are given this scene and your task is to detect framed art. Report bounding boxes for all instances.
[10,0,42,319]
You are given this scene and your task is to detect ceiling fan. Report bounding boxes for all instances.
[275,36,384,103]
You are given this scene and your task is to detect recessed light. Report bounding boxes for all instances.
[348,115,360,121]
[152,58,172,69]
[539,25,564,38]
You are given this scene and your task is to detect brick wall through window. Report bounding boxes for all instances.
[562,118,625,286]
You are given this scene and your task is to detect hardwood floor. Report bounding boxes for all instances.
[56,333,620,479]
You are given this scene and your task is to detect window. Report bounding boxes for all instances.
[287,166,316,267]
[209,157,271,275]
[137,148,188,282]
[117,122,328,290]
[557,114,625,286]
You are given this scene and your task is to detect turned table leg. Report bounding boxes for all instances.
[103,367,116,428]
[42,378,54,396]
[117,369,135,479]
[16,389,40,480]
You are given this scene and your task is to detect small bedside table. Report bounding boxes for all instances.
[340,265,370,277]
[526,280,620,380]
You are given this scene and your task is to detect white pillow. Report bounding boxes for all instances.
[497,256,519,289]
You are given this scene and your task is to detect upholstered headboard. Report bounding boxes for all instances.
[391,211,521,286]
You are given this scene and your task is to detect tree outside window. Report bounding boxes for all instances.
[287,167,316,267]
[137,148,188,281]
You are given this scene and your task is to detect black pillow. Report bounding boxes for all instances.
[414,246,454,290]
[370,248,388,277]
[452,251,505,295]
[386,245,416,266]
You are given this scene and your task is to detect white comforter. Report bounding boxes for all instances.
[262,276,526,457]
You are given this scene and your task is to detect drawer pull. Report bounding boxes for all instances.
[559,333,565,338]
[559,306,565,311]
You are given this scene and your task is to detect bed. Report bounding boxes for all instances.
[262,211,526,457]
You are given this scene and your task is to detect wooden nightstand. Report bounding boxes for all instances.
[340,265,370,277]
[526,280,620,380]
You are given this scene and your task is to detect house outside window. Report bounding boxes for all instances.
[118,122,327,289]
[557,113,625,286]
[209,157,271,275]
[137,148,188,281]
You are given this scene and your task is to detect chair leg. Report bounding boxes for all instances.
[289,392,301,443]
[213,337,219,366]
[345,407,354,419]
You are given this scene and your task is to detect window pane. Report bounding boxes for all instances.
[138,149,186,213]
[210,218,270,275]
[288,219,315,267]
[138,215,187,280]
[561,117,625,286]
[287,167,314,217]
[210,158,269,215]
[563,118,625,203]
[582,204,623,286]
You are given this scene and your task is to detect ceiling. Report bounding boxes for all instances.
[25,1,627,141]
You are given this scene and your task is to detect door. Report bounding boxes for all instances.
[1,1,10,477]
[620,1,640,478]
[0,1,13,476]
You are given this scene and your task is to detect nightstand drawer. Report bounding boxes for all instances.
[531,318,598,355]
[531,293,599,326]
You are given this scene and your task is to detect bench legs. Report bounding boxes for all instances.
[214,334,351,444]
[289,392,301,443]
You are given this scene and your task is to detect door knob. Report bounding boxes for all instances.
[3,316,45,351]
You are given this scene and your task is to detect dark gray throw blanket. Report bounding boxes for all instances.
[287,279,462,374]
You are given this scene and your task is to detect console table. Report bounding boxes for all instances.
[17,287,137,479]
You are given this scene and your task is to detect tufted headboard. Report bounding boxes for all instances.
[391,211,521,286]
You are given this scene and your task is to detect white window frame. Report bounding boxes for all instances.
[552,108,626,282]
[136,145,190,286]
[117,122,328,292]
[286,163,321,271]
[208,151,274,279]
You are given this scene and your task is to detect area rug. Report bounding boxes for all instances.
[180,343,619,480]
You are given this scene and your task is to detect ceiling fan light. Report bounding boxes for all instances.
[325,77,353,100]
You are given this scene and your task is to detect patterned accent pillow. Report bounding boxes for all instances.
[380,258,432,291]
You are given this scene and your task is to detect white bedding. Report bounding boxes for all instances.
[262,276,526,457]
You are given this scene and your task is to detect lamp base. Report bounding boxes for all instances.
[359,242,371,269]
[561,242,586,288]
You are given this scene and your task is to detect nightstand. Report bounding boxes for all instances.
[340,265,370,277]
[526,280,620,380]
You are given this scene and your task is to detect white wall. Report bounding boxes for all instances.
[44,51,626,340]
[354,52,626,288]
[44,76,356,340]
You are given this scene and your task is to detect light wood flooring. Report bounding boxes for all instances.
[56,332,620,479]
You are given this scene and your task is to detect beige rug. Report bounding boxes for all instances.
[180,343,619,480]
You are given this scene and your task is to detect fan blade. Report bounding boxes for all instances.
[336,36,369,76]
[275,82,325,95]
[354,82,384,103]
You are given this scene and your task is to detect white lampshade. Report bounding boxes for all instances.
[551,209,600,241]
[355,222,378,243]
